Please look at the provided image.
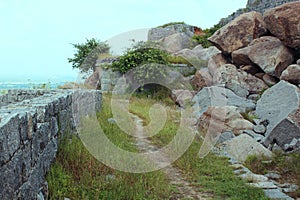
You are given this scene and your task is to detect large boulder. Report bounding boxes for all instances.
[198,106,254,136]
[84,69,101,89]
[191,68,213,91]
[213,64,268,98]
[171,89,195,108]
[232,36,294,78]
[255,81,300,150]
[174,45,220,63]
[159,33,191,53]
[263,2,300,49]
[266,109,300,151]
[208,11,267,54]
[280,64,300,85]
[148,23,195,41]
[192,86,256,119]
[222,134,273,163]
[207,53,229,77]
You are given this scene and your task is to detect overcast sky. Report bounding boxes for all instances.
[0,0,247,82]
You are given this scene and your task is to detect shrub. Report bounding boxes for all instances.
[68,38,110,73]
[112,41,169,74]
[191,24,221,48]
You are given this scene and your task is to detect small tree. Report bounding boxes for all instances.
[68,38,110,73]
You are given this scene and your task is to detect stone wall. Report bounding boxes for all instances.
[148,23,195,41]
[99,65,196,93]
[0,89,101,200]
[219,0,299,26]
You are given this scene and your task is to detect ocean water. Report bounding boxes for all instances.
[0,81,67,90]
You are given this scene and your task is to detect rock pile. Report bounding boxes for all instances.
[171,3,299,198]
[192,1,300,154]
[148,23,204,53]
[219,0,299,26]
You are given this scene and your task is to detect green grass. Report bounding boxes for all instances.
[245,151,300,198]
[129,94,269,200]
[47,95,172,200]
[174,141,269,200]
[48,94,270,199]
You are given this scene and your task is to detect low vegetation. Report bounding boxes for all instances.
[47,95,173,200]
[129,93,269,200]
[47,92,270,199]
[68,38,110,73]
[245,152,300,198]
[191,24,221,48]
[157,22,185,28]
[112,41,169,74]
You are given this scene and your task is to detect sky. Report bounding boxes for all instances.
[0,0,247,82]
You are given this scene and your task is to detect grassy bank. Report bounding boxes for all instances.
[129,94,268,200]
[47,95,172,200]
[47,94,269,199]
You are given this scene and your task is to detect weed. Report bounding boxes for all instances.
[47,95,172,199]
[245,151,300,198]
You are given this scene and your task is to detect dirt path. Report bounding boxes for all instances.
[131,114,211,200]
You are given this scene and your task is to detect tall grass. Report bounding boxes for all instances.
[47,95,172,200]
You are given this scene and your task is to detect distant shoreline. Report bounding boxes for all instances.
[0,81,70,90]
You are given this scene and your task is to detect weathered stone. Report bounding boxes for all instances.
[217,131,235,144]
[264,172,281,180]
[207,53,229,78]
[263,1,300,49]
[248,182,278,189]
[240,65,263,75]
[198,106,254,136]
[213,64,268,97]
[255,81,300,149]
[159,33,191,53]
[223,134,273,162]
[84,68,101,89]
[264,189,294,200]
[171,89,194,108]
[253,124,266,135]
[191,68,212,91]
[262,74,278,86]
[148,23,196,41]
[247,94,260,101]
[0,89,102,199]
[243,130,264,142]
[280,64,300,85]
[279,183,299,193]
[192,86,256,119]
[173,45,220,63]
[232,36,294,78]
[297,59,300,65]
[219,0,299,26]
[208,11,267,54]
[254,73,265,79]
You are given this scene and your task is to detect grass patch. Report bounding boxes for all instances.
[245,151,300,198]
[173,141,268,199]
[129,95,269,199]
[47,95,172,200]
[129,94,180,147]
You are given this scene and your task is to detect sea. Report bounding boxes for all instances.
[0,81,69,91]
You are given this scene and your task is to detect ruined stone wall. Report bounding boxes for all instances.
[99,65,196,93]
[148,23,195,41]
[219,0,299,26]
[0,89,101,200]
